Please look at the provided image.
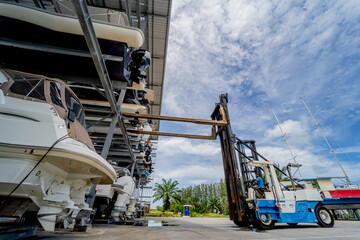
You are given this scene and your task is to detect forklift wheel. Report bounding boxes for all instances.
[233,220,251,227]
[253,214,275,230]
[315,206,334,228]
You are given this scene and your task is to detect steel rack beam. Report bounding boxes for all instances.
[127,128,217,140]
[71,0,139,207]
[124,0,132,26]
[71,0,137,171]
[0,39,124,62]
[136,0,141,28]
[100,114,118,158]
[100,90,127,158]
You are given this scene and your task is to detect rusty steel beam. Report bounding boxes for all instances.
[122,106,228,126]
[127,126,217,140]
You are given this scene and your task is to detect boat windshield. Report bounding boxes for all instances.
[49,81,64,108]
[65,88,86,129]
[10,77,46,101]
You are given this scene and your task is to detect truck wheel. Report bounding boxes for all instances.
[253,214,275,230]
[315,206,334,227]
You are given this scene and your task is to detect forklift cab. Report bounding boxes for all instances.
[243,160,334,229]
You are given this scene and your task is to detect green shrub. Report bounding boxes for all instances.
[156,206,164,211]
[190,212,198,217]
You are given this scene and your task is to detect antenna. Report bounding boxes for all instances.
[300,97,352,185]
[271,108,303,178]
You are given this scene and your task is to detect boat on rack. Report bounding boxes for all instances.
[69,83,149,116]
[70,80,155,224]
[0,69,116,231]
[0,2,146,86]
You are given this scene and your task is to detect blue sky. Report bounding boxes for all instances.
[152,0,360,193]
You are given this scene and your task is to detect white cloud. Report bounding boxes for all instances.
[164,0,360,126]
[157,164,225,186]
[265,119,311,145]
[157,137,221,157]
[336,146,360,154]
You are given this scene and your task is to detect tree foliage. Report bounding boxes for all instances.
[167,179,229,214]
[153,178,181,210]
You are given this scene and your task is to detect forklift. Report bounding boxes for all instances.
[125,94,335,230]
[211,94,334,229]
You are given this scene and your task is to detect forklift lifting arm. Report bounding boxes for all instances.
[124,106,228,140]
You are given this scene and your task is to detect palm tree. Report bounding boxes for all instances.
[208,196,222,213]
[153,178,181,210]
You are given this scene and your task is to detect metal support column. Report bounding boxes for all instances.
[101,116,118,158]
[236,141,248,184]
[248,141,261,176]
[86,114,118,208]
[124,0,133,26]
[72,0,139,207]
[136,0,141,29]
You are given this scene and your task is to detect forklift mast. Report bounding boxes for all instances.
[211,94,272,225]
[211,94,249,224]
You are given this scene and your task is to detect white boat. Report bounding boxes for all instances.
[0,69,116,231]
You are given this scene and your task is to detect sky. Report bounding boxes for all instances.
[152,0,360,201]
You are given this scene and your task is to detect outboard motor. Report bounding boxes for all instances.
[110,168,136,222]
[128,50,151,84]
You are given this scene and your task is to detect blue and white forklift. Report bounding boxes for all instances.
[211,94,334,229]
[123,93,335,230]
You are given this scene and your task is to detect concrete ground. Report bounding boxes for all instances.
[33,217,360,240]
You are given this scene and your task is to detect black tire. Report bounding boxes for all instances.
[315,206,334,228]
[233,220,251,227]
[233,209,251,227]
[253,214,275,230]
[287,223,298,226]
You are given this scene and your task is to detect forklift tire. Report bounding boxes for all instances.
[233,220,251,227]
[253,214,275,230]
[315,206,334,228]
